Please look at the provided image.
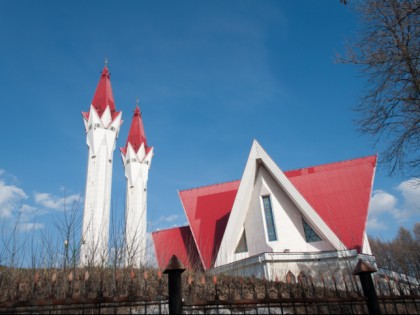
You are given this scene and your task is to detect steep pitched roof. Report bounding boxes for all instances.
[121,105,151,156]
[153,142,376,270]
[285,155,376,252]
[179,181,240,270]
[82,66,120,121]
[152,226,203,271]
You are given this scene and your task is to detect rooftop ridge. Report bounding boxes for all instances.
[152,225,190,233]
[284,154,377,174]
[178,179,240,193]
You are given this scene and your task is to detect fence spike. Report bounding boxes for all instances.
[286,271,295,284]
[68,271,74,282]
[34,271,39,284]
[51,273,57,284]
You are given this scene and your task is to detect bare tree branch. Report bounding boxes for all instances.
[340,0,420,177]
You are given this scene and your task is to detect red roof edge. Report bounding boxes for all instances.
[179,179,241,194]
[285,154,377,178]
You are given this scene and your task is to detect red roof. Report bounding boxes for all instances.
[121,105,151,156]
[285,155,377,252]
[179,180,240,270]
[82,66,120,120]
[152,226,203,271]
[153,155,376,270]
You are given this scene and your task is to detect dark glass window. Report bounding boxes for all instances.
[235,230,248,253]
[302,218,322,242]
[262,196,277,241]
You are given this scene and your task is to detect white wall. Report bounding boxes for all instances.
[211,250,377,283]
[80,107,121,266]
[241,165,334,260]
[123,144,152,268]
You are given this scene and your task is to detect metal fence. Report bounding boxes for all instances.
[1,257,419,314]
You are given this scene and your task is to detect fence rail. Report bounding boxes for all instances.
[0,296,168,314]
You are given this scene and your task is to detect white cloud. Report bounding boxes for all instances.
[368,178,420,230]
[367,217,387,230]
[157,214,181,223]
[21,204,37,213]
[0,180,28,217]
[369,190,397,214]
[397,178,420,213]
[18,222,44,232]
[34,192,81,211]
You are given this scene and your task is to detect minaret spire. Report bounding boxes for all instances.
[121,100,153,267]
[121,102,149,156]
[80,64,123,266]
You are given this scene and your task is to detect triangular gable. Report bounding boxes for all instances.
[152,226,203,271]
[179,181,240,270]
[215,140,348,267]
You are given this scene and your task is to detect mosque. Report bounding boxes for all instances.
[80,65,376,278]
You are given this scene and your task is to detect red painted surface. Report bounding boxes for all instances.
[82,66,120,120]
[285,155,377,253]
[121,105,150,156]
[153,155,376,270]
[179,180,240,270]
[152,226,203,271]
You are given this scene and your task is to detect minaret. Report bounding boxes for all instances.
[80,65,122,266]
[121,103,153,267]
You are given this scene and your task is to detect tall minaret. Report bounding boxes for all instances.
[80,65,122,266]
[121,103,153,267]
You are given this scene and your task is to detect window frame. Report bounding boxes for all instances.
[261,195,278,242]
[301,217,322,243]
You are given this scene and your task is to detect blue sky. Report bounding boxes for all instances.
[0,0,418,254]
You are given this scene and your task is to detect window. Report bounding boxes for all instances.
[262,196,277,241]
[302,218,322,242]
[235,230,248,253]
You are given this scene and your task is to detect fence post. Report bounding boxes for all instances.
[353,259,381,315]
[164,255,186,315]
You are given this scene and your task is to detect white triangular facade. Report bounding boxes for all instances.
[215,140,345,267]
